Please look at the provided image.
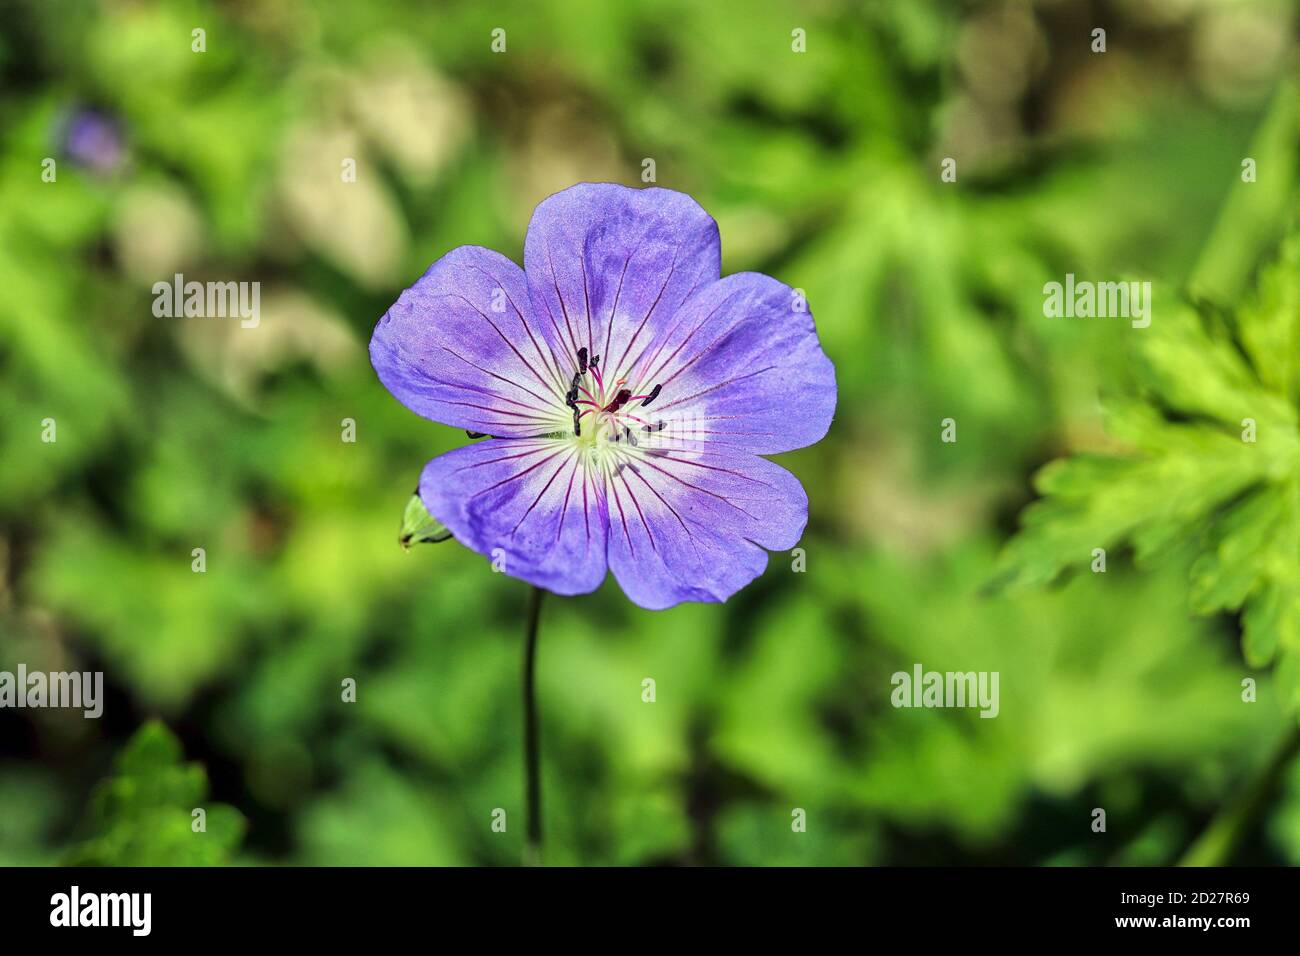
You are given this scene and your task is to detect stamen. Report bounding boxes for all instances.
[621,412,654,429]
[604,388,633,413]
[557,346,665,445]
[565,348,587,436]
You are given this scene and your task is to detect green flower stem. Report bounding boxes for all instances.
[522,585,545,865]
[1178,721,1300,867]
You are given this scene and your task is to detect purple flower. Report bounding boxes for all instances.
[60,108,126,174]
[371,183,836,609]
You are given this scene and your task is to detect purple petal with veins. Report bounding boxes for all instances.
[370,182,837,609]
[419,437,609,596]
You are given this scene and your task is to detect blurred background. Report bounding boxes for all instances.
[2,0,1299,866]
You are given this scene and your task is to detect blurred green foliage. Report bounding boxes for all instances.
[64,721,244,866]
[1,0,1299,866]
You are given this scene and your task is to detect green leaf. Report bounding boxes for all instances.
[64,721,245,866]
[399,492,452,549]
[1190,80,1300,304]
[994,240,1300,701]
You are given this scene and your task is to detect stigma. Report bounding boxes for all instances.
[563,347,664,446]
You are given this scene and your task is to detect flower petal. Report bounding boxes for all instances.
[624,272,836,455]
[523,183,720,385]
[602,446,808,610]
[419,437,609,596]
[370,246,572,436]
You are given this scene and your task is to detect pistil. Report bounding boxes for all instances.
[563,348,665,445]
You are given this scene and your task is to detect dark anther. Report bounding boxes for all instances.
[577,347,588,374]
[625,427,638,446]
[565,389,581,436]
[589,354,600,367]
[564,368,583,437]
[641,420,666,432]
[605,388,632,413]
[640,383,662,407]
